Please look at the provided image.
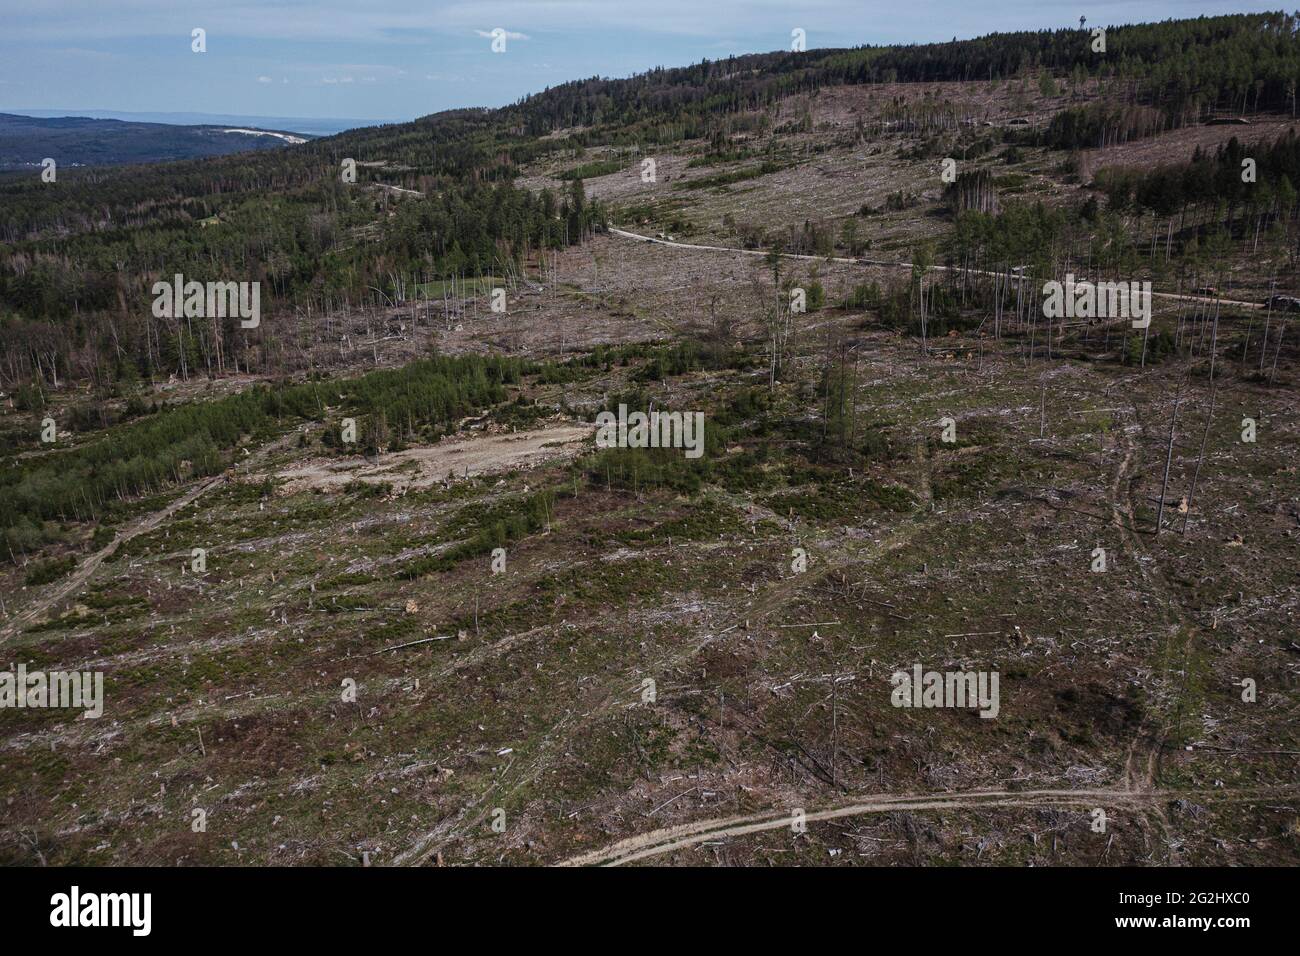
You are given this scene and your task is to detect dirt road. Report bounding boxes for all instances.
[556,783,1297,866]
[607,227,1265,310]
[1,433,296,643]
[0,475,228,642]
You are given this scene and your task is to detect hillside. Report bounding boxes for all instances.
[0,12,1296,870]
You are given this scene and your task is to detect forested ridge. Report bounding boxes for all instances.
[0,112,312,170]
[1,11,1298,393]
[510,13,1300,137]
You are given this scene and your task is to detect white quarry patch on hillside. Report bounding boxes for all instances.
[221,128,308,145]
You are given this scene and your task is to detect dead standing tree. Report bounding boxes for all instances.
[911,243,934,357]
[758,243,795,388]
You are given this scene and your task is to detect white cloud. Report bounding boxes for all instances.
[257,75,273,83]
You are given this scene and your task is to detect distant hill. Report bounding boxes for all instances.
[0,112,313,170]
[3,109,384,137]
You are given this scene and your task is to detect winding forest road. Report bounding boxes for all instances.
[607,227,1266,311]
[556,783,1299,866]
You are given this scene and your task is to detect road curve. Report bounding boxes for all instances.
[556,783,1296,866]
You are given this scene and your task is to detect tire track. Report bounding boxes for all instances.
[1,432,297,643]
[556,783,1299,866]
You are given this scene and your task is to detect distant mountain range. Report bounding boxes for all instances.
[2,109,389,137]
[0,112,319,170]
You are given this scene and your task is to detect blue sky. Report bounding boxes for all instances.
[0,1,1278,123]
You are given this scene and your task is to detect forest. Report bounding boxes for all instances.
[1,13,1298,392]
[0,352,539,563]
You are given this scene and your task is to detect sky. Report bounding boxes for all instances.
[0,1,1279,124]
